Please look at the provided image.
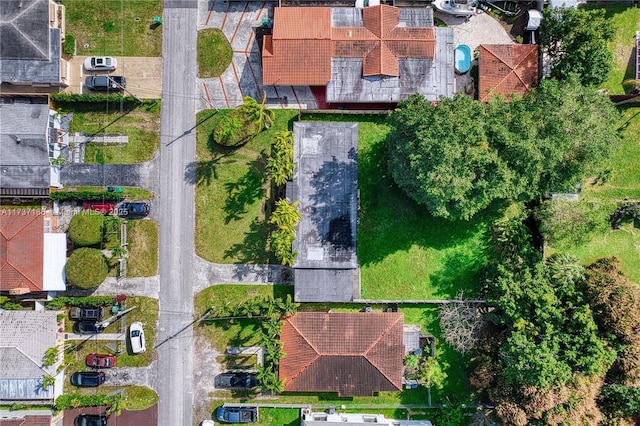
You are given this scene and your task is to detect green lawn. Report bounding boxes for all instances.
[62,0,163,57]
[593,4,640,94]
[300,114,496,300]
[195,109,298,264]
[197,29,233,78]
[126,219,158,277]
[254,408,300,426]
[547,109,640,283]
[68,103,161,164]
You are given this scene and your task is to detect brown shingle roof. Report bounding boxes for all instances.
[262,5,435,85]
[478,44,539,102]
[279,312,404,396]
[0,415,52,426]
[0,210,43,293]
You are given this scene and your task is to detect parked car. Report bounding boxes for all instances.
[214,372,257,389]
[84,56,117,72]
[70,306,105,321]
[86,353,116,368]
[73,321,103,334]
[129,321,146,354]
[118,201,150,219]
[215,407,257,424]
[74,414,108,426]
[201,421,215,426]
[70,371,106,387]
[85,75,126,92]
[83,202,115,215]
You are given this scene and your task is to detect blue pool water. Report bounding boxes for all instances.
[455,44,472,74]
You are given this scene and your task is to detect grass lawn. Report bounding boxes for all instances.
[593,4,640,94]
[300,114,496,300]
[195,109,298,264]
[126,219,159,277]
[67,102,161,164]
[62,0,163,57]
[253,408,300,426]
[197,29,233,78]
[547,109,640,283]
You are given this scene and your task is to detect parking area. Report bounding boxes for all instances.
[66,56,163,99]
[63,405,158,426]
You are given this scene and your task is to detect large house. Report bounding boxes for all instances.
[478,44,538,102]
[279,312,405,396]
[0,101,67,199]
[0,310,64,402]
[0,0,68,90]
[287,122,360,302]
[0,209,67,296]
[262,5,454,103]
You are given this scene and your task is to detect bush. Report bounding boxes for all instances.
[50,189,121,202]
[63,34,75,55]
[50,93,139,108]
[267,131,294,186]
[68,211,105,246]
[45,296,116,310]
[213,110,258,147]
[535,200,608,248]
[55,393,121,414]
[65,248,108,289]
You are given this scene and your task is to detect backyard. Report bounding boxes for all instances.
[62,0,163,57]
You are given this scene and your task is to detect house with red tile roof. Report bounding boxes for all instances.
[478,44,539,102]
[262,5,454,103]
[0,210,66,295]
[0,414,53,426]
[279,312,405,396]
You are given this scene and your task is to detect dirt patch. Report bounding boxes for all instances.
[193,333,225,423]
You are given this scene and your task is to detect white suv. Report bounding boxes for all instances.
[129,322,146,354]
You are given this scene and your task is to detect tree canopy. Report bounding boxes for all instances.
[540,7,614,86]
[387,78,619,220]
[65,248,108,289]
[68,211,105,246]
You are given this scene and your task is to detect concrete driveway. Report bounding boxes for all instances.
[66,56,163,99]
[436,10,515,52]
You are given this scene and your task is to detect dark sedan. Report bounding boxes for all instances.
[74,414,108,426]
[118,202,150,219]
[73,321,103,334]
[214,372,258,389]
[70,371,106,387]
[215,406,257,423]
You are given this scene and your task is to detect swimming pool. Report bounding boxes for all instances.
[455,44,472,74]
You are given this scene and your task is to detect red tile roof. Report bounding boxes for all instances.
[478,44,538,102]
[0,210,44,293]
[279,312,404,396]
[262,5,435,85]
[0,415,52,426]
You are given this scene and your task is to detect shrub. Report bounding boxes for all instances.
[55,393,121,414]
[63,34,75,55]
[267,131,294,186]
[65,248,108,289]
[50,189,121,202]
[535,200,608,248]
[45,296,115,310]
[270,200,301,266]
[68,211,105,247]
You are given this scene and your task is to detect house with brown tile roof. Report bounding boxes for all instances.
[0,414,53,426]
[279,312,405,396]
[478,44,539,102]
[0,210,66,295]
[262,5,454,103]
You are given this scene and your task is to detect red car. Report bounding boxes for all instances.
[86,353,116,368]
[83,202,115,215]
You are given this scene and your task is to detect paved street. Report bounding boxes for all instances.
[155,0,198,425]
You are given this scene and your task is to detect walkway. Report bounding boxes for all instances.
[192,256,291,294]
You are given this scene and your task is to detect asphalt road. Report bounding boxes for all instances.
[155,1,198,425]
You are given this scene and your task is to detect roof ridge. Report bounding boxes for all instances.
[509,46,536,88]
[483,46,516,100]
[282,317,321,384]
[363,314,403,387]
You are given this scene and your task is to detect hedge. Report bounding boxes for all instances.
[55,393,120,412]
[46,296,116,310]
[51,93,139,104]
[63,34,75,56]
[65,248,109,289]
[68,211,105,247]
[50,190,121,202]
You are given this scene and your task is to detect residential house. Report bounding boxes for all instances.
[287,122,359,302]
[262,5,454,103]
[0,413,54,426]
[0,209,67,296]
[301,409,433,426]
[0,310,64,403]
[478,44,538,102]
[279,312,405,396]
[0,0,68,90]
[0,101,67,199]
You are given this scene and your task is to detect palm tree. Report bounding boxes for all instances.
[239,92,275,132]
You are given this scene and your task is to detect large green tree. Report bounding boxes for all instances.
[540,7,614,86]
[387,78,619,220]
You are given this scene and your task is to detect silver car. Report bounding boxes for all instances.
[84,56,117,72]
[129,321,146,354]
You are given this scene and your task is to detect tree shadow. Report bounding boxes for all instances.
[223,154,268,224]
[184,153,235,186]
[428,244,490,299]
[224,217,274,264]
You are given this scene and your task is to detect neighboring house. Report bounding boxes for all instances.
[478,44,538,102]
[287,122,360,302]
[0,310,64,402]
[279,312,405,396]
[0,210,67,296]
[262,5,454,103]
[0,101,67,199]
[0,413,54,426]
[301,409,433,426]
[0,0,68,90]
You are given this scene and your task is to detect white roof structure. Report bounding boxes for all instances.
[301,410,433,426]
[43,233,66,291]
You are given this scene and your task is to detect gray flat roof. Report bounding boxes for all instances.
[326,27,454,103]
[288,122,360,302]
[0,103,50,190]
[0,0,62,85]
